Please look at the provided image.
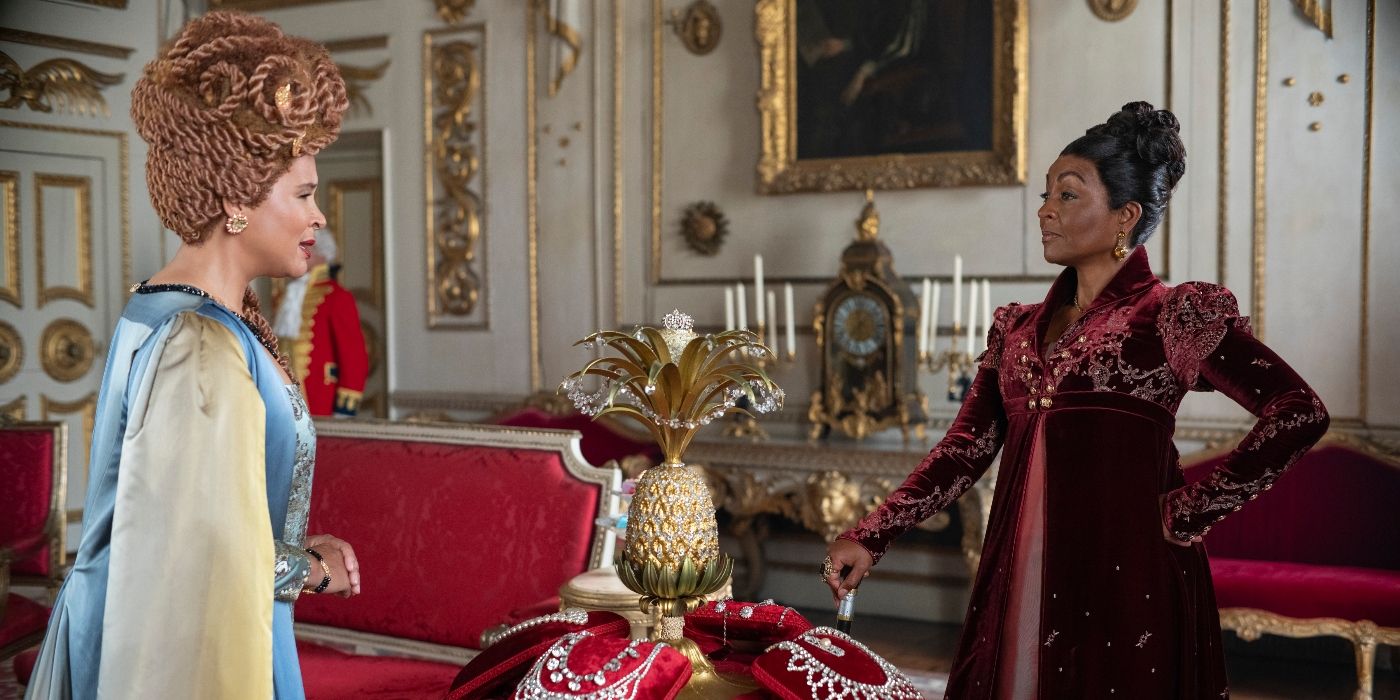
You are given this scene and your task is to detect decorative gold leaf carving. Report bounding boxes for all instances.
[337,60,390,118]
[0,51,123,117]
[424,31,484,325]
[0,320,21,384]
[40,319,95,383]
[433,0,477,25]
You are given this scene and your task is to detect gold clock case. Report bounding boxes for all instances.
[810,234,927,442]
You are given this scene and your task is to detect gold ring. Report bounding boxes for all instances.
[821,555,837,579]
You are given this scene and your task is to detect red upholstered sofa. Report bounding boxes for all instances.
[294,420,620,699]
[1185,432,1400,699]
[490,399,661,472]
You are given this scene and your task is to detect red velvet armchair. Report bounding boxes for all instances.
[294,419,621,699]
[0,420,66,661]
[1184,432,1400,699]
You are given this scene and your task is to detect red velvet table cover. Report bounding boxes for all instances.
[447,611,631,700]
[1210,557,1400,627]
[0,429,57,577]
[750,627,922,700]
[296,437,602,649]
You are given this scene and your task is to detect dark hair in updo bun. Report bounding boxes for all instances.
[1061,101,1186,246]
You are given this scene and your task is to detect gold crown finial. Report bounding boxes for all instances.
[662,309,694,332]
[856,189,879,241]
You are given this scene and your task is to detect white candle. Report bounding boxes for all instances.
[766,291,778,352]
[982,279,992,351]
[784,283,796,357]
[917,278,931,356]
[966,279,979,356]
[736,283,747,330]
[724,286,735,331]
[952,255,963,330]
[754,254,765,329]
[928,281,941,353]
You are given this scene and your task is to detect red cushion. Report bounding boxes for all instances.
[297,640,459,700]
[751,628,921,700]
[1188,444,1400,570]
[448,611,631,699]
[508,632,691,700]
[1210,557,1400,627]
[0,594,50,651]
[494,407,660,467]
[296,437,603,649]
[0,428,57,577]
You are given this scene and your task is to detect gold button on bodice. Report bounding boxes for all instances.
[1028,399,1037,410]
[1039,396,1053,409]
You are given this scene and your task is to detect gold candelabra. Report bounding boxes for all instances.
[921,323,978,402]
[561,310,783,696]
[720,321,794,441]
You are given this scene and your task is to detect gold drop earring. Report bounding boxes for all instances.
[1112,231,1128,261]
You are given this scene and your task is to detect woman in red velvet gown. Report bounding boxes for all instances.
[824,102,1329,698]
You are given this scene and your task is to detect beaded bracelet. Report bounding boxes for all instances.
[302,547,332,595]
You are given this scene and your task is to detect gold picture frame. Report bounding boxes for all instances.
[754,0,1028,193]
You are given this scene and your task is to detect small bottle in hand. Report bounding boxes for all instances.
[835,588,858,634]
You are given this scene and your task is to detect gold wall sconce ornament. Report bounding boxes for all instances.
[561,309,781,694]
[0,320,21,384]
[40,319,95,383]
[432,0,476,24]
[337,60,390,118]
[678,201,728,256]
[667,0,723,56]
[1087,0,1138,22]
[0,51,123,117]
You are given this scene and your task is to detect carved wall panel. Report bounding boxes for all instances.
[0,170,16,306]
[423,25,487,329]
[34,174,94,308]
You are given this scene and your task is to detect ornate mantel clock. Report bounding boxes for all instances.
[809,191,927,441]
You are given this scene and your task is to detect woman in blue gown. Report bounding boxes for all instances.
[27,12,361,698]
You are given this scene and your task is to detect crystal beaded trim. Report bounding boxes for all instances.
[764,627,922,700]
[496,608,590,644]
[514,631,666,700]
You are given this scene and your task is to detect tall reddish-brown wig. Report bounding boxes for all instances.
[132,12,348,374]
[131,11,349,244]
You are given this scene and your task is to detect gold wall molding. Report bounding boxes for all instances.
[40,391,96,514]
[323,35,390,53]
[339,60,390,118]
[423,26,488,329]
[0,395,23,420]
[1289,0,1333,38]
[34,173,93,308]
[0,319,21,383]
[328,177,385,310]
[1359,0,1375,422]
[612,0,623,325]
[0,170,17,306]
[752,0,1027,193]
[1218,0,1231,286]
[0,51,123,117]
[1252,0,1268,339]
[434,0,478,25]
[0,121,129,305]
[40,318,96,383]
[0,27,134,60]
[526,1,542,390]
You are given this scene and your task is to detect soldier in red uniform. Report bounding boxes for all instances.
[273,229,369,416]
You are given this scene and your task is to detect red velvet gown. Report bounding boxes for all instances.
[840,248,1329,698]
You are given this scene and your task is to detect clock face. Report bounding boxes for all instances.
[831,294,888,359]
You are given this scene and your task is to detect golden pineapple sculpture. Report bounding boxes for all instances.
[562,309,783,689]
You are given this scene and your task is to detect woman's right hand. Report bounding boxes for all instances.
[305,534,360,597]
[823,539,874,604]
